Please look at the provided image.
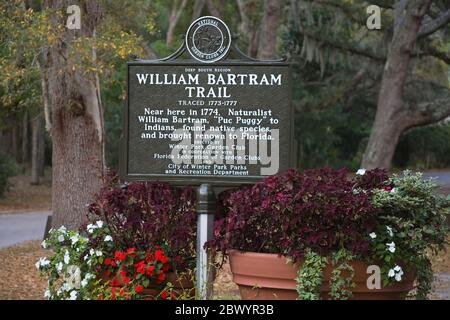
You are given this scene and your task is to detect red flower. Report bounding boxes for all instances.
[104,258,112,266]
[135,285,143,293]
[119,288,126,296]
[160,255,169,264]
[111,288,117,300]
[105,270,111,277]
[160,290,169,299]
[123,276,130,285]
[146,265,155,276]
[126,247,137,257]
[157,271,166,283]
[162,264,170,271]
[154,250,164,261]
[135,261,145,275]
[384,186,393,192]
[114,251,126,261]
[110,279,120,287]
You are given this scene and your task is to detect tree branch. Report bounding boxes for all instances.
[407,97,450,128]
[301,30,386,62]
[418,8,450,38]
[367,0,394,9]
[416,44,450,65]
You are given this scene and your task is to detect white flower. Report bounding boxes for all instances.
[56,262,63,272]
[61,283,70,292]
[104,235,113,242]
[68,290,77,300]
[35,257,50,270]
[386,242,396,253]
[86,224,96,233]
[356,169,366,175]
[369,232,377,239]
[58,234,65,242]
[89,249,95,256]
[388,269,395,278]
[64,250,70,264]
[395,272,403,282]
[83,255,89,261]
[84,273,94,280]
[96,220,104,228]
[41,240,47,249]
[70,235,79,245]
[95,250,103,257]
[44,290,51,299]
[386,226,394,237]
[81,279,88,287]
[394,265,402,272]
[58,226,67,233]
[390,187,398,194]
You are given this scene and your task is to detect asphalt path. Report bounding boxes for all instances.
[0,211,50,248]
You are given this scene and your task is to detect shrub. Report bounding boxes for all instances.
[362,170,450,298]
[0,151,18,197]
[210,168,378,262]
[87,172,197,270]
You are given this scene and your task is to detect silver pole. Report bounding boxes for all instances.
[196,183,216,300]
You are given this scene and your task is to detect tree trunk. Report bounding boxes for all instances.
[31,114,42,185]
[44,0,105,229]
[38,116,45,177]
[361,0,432,169]
[22,111,29,164]
[166,0,188,48]
[257,0,283,59]
[205,0,223,19]
[11,124,20,163]
[192,0,205,20]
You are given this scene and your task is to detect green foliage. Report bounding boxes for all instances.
[394,122,450,169]
[295,250,327,300]
[296,248,356,300]
[0,151,19,197]
[36,226,105,300]
[329,248,355,300]
[369,171,450,299]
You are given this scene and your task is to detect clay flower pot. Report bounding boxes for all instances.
[228,250,415,300]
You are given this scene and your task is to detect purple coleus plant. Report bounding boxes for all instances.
[86,172,197,270]
[209,168,382,262]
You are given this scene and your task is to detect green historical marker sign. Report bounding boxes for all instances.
[119,15,295,300]
[120,17,294,186]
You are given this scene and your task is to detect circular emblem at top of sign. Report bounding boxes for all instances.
[185,16,231,63]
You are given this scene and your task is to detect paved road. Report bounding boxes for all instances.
[0,211,50,248]
[422,171,450,186]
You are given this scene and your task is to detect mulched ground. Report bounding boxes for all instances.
[0,174,52,214]
[0,240,448,300]
[0,241,48,299]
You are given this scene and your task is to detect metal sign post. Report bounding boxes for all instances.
[196,183,216,300]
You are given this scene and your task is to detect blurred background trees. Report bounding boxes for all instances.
[0,0,449,226]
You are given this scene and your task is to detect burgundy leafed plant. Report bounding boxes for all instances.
[87,172,197,270]
[210,168,380,261]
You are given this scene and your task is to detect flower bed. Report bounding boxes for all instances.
[36,173,196,300]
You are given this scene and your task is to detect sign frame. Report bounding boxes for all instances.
[119,59,294,187]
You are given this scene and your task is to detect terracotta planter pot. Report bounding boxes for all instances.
[228,250,415,300]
